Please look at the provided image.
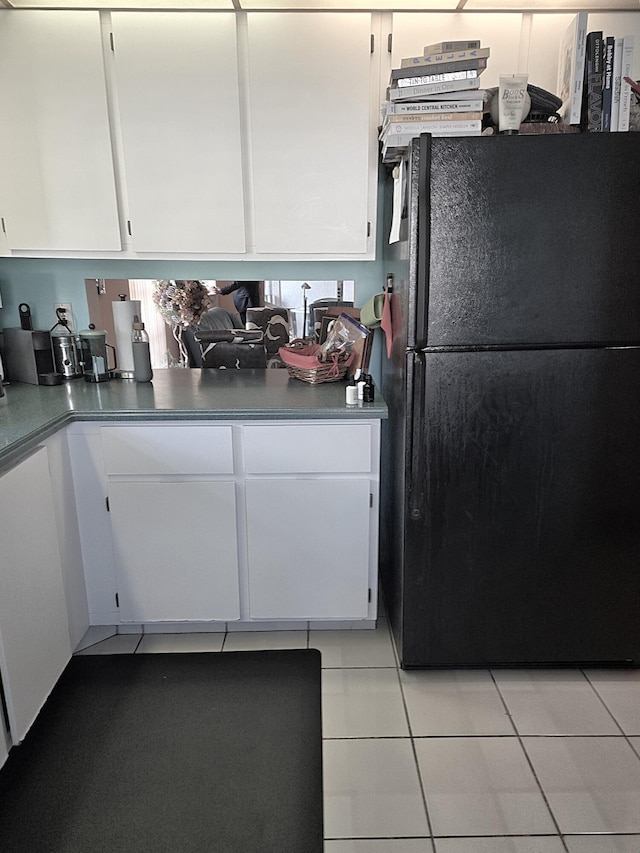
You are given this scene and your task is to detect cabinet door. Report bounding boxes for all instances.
[0,448,71,743]
[246,13,373,255]
[245,478,371,620]
[0,11,121,252]
[111,13,245,253]
[109,480,240,622]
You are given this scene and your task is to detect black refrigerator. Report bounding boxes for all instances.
[380,132,640,668]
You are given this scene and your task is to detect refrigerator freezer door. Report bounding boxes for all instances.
[421,134,640,348]
[400,346,640,667]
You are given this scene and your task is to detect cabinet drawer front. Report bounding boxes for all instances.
[244,424,371,474]
[102,426,234,475]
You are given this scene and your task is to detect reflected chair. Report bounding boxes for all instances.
[194,329,267,369]
[307,300,354,343]
[245,307,291,368]
[184,308,244,367]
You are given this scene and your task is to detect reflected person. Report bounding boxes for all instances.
[212,281,260,326]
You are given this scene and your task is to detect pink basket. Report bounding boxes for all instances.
[279,343,353,384]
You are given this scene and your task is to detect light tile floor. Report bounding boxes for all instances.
[74,615,640,853]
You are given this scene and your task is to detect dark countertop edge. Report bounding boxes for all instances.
[0,404,386,473]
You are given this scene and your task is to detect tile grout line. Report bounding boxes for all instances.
[385,608,437,853]
[489,670,570,853]
[581,668,640,763]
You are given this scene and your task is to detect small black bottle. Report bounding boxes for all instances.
[361,373,375,403]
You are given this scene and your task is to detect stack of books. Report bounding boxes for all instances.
[380,39,489,164]
[582,29,635,132]
[556,13,635,132]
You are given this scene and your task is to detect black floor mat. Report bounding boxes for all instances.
[0,650,323,852]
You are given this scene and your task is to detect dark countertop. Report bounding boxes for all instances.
[0,368,387,470]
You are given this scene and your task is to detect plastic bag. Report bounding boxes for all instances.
[319,313,370,362]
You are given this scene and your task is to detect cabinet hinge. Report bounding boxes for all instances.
[370,493,373,508]
[106,495,110,512]
[115,593,119,608]
[370,33,375,54]
[387,33,393,54]
[110,32,115,52]
[127,220,132,237]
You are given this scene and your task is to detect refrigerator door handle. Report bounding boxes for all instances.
[408,351,427,520]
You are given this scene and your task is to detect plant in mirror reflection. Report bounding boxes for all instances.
[152,279,211,328]
[153,279,211,367]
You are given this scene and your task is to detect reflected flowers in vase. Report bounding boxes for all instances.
[153,279,211,367]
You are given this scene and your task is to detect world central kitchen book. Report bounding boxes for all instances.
[384,97,484,115]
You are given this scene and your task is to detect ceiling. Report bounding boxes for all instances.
[0,0,638,12]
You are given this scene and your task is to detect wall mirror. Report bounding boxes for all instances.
[85,279,356,368]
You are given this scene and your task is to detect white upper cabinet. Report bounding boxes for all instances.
[0,11,120,252]
[110,13,245,253]
[389,12,523,94]
[246,12,375,256]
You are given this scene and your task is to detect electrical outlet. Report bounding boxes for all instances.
[54,302,74,332]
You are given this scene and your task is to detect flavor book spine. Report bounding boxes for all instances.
[582,31,603,132]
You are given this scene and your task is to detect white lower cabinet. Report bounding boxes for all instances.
[69,420,379,628]
[245,478,371,620]
[0,447,71,744]
[108,480,240,622]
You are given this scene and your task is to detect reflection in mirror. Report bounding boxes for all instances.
[85,279,355,369]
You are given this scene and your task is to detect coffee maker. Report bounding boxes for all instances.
[78,328,117,382]
[2,328,55,385]
[50,308,81,379]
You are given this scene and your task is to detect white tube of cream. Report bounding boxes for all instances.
[498,74,529,134]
